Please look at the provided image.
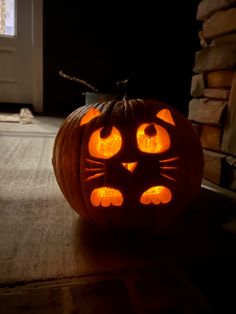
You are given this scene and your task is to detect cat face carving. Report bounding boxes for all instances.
[53,98,204,231]
[80,104,178,209]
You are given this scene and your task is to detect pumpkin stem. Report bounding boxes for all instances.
[116,79,129,100]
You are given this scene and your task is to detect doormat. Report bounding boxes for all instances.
[0,108,34,124]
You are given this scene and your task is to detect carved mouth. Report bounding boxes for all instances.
[121,162,138,173]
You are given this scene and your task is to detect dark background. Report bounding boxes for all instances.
[43,0,201,116]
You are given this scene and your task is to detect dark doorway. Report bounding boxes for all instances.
[43,1,200,116]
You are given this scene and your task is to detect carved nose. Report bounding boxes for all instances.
[121,162,138,173]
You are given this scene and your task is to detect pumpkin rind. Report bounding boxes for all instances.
[52,98,204,231]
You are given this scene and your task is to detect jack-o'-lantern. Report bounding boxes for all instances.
[52,97,204,231]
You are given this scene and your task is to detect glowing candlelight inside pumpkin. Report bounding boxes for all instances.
[91,187,123,207]
[136,123,171,153]
[88,126,122,159]
[140,186,172,204]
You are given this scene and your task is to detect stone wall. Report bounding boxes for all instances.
[189,0,236,191]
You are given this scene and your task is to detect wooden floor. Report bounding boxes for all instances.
[1,116,236,313]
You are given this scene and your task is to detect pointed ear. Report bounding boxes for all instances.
[156,109,175,126]
[80,108,101,126]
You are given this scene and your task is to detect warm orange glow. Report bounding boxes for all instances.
[160,173,176,182]
[80,108,101,126]
[90,187,123,207]
[121,162,138,173]
[140,186,172,205]
[136,123,170,153]
[85,172,104,182]
[159,157,179,163]
[159,156,179,182]
[89,127,122,159]
[156,109,175,126]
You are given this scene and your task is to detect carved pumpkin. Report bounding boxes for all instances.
[52,98,204,231]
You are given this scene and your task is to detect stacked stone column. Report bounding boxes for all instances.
[189,0,236,191]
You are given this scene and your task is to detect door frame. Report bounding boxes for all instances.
[32,0,43,113]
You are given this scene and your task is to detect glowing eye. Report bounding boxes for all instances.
[88,126,122,159]
[136,123,171,154]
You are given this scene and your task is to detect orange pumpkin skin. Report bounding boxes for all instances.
[52,98,204,231]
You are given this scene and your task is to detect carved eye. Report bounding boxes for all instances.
[136,123,171,154]
[88,126,122,159]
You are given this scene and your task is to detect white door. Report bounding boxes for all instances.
[0,0,43,112]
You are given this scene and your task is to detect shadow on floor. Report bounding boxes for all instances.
[75,187,236,313]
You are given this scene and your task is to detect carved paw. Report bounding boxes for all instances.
[140,186,172,205]
[90,187,123,207]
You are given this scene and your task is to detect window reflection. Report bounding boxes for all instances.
[0,0,15,36]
